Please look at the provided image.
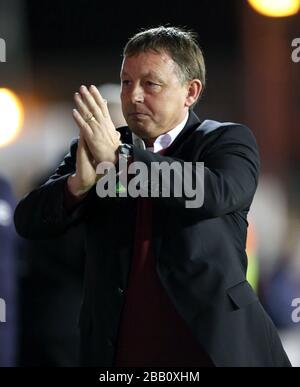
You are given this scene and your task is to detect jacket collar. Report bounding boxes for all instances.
[163,110,201,156]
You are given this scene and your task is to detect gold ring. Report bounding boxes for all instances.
[86,114,95,122]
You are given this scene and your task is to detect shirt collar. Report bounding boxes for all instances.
[132,112,189,153]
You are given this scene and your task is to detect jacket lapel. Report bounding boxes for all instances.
[117,110,203,261]
[151,110,202,260]
[163,110,201,157]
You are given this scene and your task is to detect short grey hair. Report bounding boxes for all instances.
[123,26,206,102]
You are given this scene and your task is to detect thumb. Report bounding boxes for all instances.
[115,130,121,142]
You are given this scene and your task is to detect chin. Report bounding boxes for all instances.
[129,122,153,137]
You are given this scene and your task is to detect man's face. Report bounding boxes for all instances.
[120,50,190,144]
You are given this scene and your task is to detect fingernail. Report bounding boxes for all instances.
[80,85,86,91]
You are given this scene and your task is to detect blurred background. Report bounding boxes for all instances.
[0,0,300,367]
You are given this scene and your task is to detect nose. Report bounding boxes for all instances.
[130,84,144,104]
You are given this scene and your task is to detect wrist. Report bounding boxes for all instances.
[117,143,133,160]
[67,174,92,197]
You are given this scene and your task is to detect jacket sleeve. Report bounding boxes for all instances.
[14,138,93,239]
[131,124,260,220]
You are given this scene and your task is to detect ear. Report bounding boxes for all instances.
[185,79,202,107]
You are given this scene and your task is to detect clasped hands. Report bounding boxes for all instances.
[68,85,121,197]
[73,85,121,164]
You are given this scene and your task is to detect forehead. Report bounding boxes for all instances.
[121,50,178,78]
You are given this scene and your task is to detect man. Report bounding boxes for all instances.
[14,26,291,367]
[0,175,17,366]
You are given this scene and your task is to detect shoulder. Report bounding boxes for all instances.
[194,119,258,148]
[0,176,14,200]
[70,137,79,149]
[0,176,11,190]
[197,119,254,137]
[64,137,79,159]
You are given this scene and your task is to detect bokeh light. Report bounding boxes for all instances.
[0,88,24,147]
[248,0,300,17]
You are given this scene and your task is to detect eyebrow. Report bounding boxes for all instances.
[121,70,165,83]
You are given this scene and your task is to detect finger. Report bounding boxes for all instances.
[74,92,96,123]
[79,85,104,121]
[89,85,109,117]
[77,134,96,174]
[80,130,95,163]
[72,108,94,138]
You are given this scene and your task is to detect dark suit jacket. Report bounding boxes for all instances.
[14,111,291,367]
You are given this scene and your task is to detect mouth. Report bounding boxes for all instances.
[128,112,148,116]
[128,112,149,120]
